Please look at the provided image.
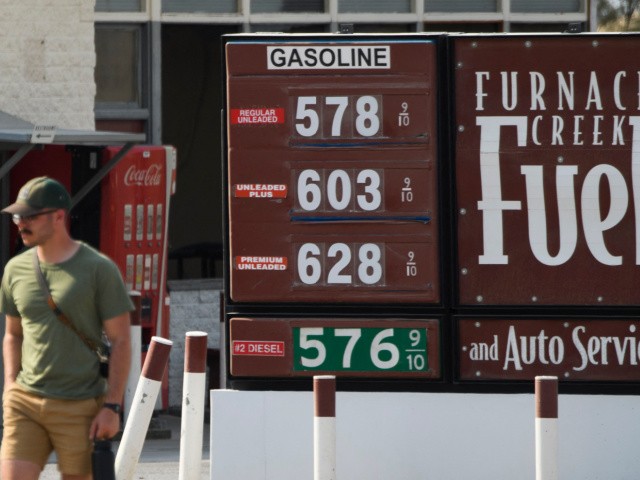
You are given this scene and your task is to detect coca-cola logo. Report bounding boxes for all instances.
[124,164,162,187]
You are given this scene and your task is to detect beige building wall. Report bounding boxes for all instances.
[0,0,96,129]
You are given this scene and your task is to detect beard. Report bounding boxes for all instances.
[19,228,36,246]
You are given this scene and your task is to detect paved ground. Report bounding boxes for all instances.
[40,414,210,479]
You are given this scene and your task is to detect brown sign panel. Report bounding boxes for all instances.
[454,35,640,305]
[230,318,293,377]
[231,227,437,303]
[230,317,441,379]
[458,317,640,381]
[226,37,439,303]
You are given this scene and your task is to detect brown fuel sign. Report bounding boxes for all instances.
[226,38,440,303]
[459,317,640,381]
[454,36,640,306]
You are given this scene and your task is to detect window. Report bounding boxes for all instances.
[339,0,411,13]
[95,26,142,108]
[163,0,238,14]
[353,24,415,33]
[425,0,497,13]
[251,0,324,13]
[95,25,149,135]
[95,0,143,12]
[511,0,581,13]
[250,24,328,33]
[424,22,502,33]
[510,22,580,32]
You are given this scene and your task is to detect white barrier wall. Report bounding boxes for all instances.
[0,0,96,129]
[211,389,640,480]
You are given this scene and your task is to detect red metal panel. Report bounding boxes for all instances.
[230,318,293,377]
[454,36,640,305]
[227,38,440,303]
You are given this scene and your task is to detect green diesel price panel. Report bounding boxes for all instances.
[226,36,440,303]
[230,317,441,379]
[294,326,428,373]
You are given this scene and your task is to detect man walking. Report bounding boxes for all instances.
[0,177,132,479]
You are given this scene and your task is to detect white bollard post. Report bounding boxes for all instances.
[115,336,172,480]
[179,331,208,480]
[535,375,558,480]
[314,375,336,480]
[124,291,142,426]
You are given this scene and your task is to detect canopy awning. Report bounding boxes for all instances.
[0,110,145,146]
[0,110,146,206]
[0,110,147,267]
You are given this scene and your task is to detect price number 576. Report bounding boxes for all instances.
[296,327,427,372]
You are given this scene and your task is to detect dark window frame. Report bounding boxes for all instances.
[95,0,144,13]
[94,23,150,123]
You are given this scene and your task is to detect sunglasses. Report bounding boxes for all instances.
[12,209,58,225]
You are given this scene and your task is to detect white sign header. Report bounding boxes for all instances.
[267,45,391,70]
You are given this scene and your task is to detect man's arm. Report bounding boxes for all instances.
[103,311,132,404]
[3,314,23,390]
[89,311,131,440]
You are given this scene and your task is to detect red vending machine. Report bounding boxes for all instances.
[99,145,177,408]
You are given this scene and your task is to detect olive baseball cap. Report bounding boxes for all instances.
[1,176,71,216]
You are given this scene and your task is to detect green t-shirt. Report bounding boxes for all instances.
[0,242,134,400]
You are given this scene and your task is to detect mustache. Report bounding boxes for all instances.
[19,228,32,235]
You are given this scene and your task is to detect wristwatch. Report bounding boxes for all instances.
[103,402,121,414]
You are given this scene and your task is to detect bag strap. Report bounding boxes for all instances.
[32,248,108,362]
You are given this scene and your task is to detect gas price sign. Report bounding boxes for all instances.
[230,317,441,379]
[226,36,440,303]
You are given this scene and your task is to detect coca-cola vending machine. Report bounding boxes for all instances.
[99,145,177,407]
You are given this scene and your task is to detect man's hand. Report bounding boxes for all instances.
[90,311,131,441]
[89,407,121,440]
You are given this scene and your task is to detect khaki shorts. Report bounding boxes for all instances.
[1,383,103,475]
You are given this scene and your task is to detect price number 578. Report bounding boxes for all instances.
[295,95,381,138]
